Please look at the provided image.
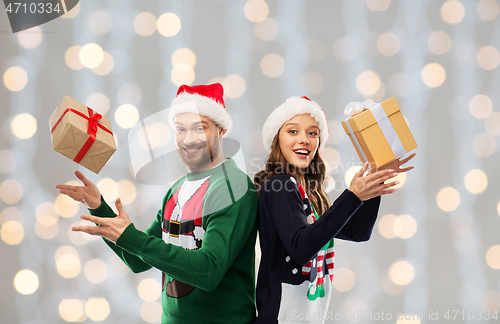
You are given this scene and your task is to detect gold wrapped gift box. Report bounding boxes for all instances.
[341,97,417,168]
[49,95,116,174]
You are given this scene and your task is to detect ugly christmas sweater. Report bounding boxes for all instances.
[89,158,258,324]
[254,175,380,324]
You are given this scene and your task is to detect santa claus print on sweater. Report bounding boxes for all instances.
[161,175,211,298]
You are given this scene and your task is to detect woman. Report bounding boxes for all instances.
[254,96,415,323]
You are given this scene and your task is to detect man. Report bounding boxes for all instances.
[56,83,258,323]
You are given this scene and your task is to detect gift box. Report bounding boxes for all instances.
[49,95,116,174]
[341,97,417,168]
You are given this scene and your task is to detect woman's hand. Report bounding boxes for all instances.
[368,153,416,174]
[349,162,399,201]
[56,170,102,209]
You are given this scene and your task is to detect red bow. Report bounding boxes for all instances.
[86,108,103,135]
[51,107,113,164]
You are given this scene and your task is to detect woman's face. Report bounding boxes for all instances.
[278,114,320,170]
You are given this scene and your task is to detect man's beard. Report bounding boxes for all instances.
[177,137,220,171]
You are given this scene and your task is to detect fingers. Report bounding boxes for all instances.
[56,185,83,200]
[115,198,125,214]
[75,170,94,187]
[401,153,416,164]
[375,180,400,197]
[367,169,395,182]
[355,162,369,177]
[58,189,83,203]
[55,184,79,190]
[379,188,396,196]
[400,166,414,172]
[380,171,399,183]
[382,180,400,189]
[80,214,107,225]
[57,187,76,194]
[72,225,102,235]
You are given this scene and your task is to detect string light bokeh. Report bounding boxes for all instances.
[1,0,500,323]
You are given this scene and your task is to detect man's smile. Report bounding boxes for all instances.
[184,146,203,155]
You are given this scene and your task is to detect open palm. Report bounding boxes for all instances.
[72,198,131,244]
[56,170,101,209]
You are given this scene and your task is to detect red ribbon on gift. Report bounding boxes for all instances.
[51,107,113,163]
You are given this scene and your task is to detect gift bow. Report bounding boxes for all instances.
[344,99,375,117]
[86,109,103,135]
[51,107,113,163]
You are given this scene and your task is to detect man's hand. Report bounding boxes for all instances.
[72,198,131,244]
[368,153,416,174]
[56,171,101,209]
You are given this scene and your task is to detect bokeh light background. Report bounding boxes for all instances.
[1,0,500,323]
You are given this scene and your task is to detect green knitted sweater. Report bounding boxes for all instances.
[89,158,258,323]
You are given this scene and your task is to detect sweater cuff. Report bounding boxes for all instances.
[338,189,363,214]
[115,223,147,255]
[88,196,115,218]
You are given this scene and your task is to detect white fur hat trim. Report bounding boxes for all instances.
[169,92,233,136]
[262,96,329,152]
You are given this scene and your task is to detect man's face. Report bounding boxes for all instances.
[173,113,223,172]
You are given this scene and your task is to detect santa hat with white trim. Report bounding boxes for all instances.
[169,83,233,135]
[262,96,334,192]
[262,96,329,152]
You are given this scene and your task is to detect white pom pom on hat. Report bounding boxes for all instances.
[261,96,329,152]
[323,174,335,193]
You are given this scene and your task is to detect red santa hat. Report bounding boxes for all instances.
[169,83,233,135]
[262,96,329,152]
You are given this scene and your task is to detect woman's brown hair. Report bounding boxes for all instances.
[254,133,332,216]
